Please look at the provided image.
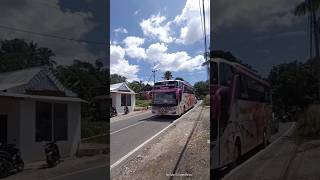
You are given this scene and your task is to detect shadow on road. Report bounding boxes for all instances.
[138,115,178,123]
[212,144,264,180]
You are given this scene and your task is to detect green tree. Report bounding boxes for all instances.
[194,81,209,99]
[163,71,173,80]
[268,61,318,116]
[128,81,144,93]
[294,0,320,57]
[0,39,56,72]
[110,74,126,84]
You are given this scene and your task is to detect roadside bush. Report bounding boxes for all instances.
[136,99,151,107]
[81,117,108,138]
[295,105,320,138]
[202,95,210,106]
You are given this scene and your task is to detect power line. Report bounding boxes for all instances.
[199,0,206,53]
[202,0,208,61]
[0,24,107,46]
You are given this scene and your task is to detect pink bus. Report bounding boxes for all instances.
[210,58,272,170]
[151,80,197,116]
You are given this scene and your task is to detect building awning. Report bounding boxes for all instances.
[110,91,136,95]
[0,92,87,103]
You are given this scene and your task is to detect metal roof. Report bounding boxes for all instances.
[110,82,135,94]
[0,92,86,103]
[0,67,77,96]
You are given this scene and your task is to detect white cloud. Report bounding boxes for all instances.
[114,27,128,34]
[145,43,205,72]
[0,0,100,65]
[140,14,175,43]
[123,36,147,59]
[174,0,210,45]
[110,44,140,81]
[213,0,302,31]
[134,10,140,16]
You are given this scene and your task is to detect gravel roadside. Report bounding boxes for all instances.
[111,105,210,180]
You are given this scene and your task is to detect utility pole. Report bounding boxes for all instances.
[152,69,157,101]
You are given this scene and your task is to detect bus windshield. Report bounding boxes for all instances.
[153,92,177,105]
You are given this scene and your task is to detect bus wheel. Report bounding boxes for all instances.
[231,139,241,168]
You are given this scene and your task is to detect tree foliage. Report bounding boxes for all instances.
[194,80,209,99]
[163,71,173,80]
[0,39,56,72]
[110,74,126,84]
[268,61,318,116]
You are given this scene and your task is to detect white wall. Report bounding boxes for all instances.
[0,98,20,145]
[19,99,81,162]
[111,93,135,114]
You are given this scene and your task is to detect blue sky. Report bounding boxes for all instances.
[110,0,210,85]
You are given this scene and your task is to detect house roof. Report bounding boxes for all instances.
[0,66,77,97]
[110,82,136,94]
[0,92,86,103]
[0,67,43,89]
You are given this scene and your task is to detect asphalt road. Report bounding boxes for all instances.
[110,111,179,166]
[219,122,295,180]
[48,166,108,180]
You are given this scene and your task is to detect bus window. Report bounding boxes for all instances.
[210,61,218,85]
[220,63,234,87]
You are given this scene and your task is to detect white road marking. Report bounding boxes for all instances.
[46,164,107,180]
[110,101,202,170]
[110,111,152,124]
[221,123,296,180]
[110,121,145,135]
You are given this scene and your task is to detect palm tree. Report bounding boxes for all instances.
[294,0,320,57]
[163,71,173,80]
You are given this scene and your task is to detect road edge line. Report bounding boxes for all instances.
[110,121,145,135]
[110,111,151,124]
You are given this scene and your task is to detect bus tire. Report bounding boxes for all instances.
[231,138,241,168]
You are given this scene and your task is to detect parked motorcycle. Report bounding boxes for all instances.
[0,143,24,178]
[44,141,60,167]
[110,107,117,117]
[124,106,129,114]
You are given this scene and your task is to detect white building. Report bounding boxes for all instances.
[0,67,85,162]
[110,82,136,114]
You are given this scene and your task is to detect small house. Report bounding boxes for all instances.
[110,82,136,114]
[0,67,85,162]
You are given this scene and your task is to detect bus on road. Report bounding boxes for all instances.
[210,58,272,170]
[151,80,197,116]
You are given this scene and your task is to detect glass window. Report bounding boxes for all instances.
[220,63,233,86]
[36,102,52,142]
[126,94,131,106]
[153,92,177,105]
[121,94,126,106]
[53,103,68,141]
[36,102,69,142]
[210,61,218,85]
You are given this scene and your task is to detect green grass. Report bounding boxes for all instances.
[81,117,108,138]
[294,105,320,140]
[136,99,152,107]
